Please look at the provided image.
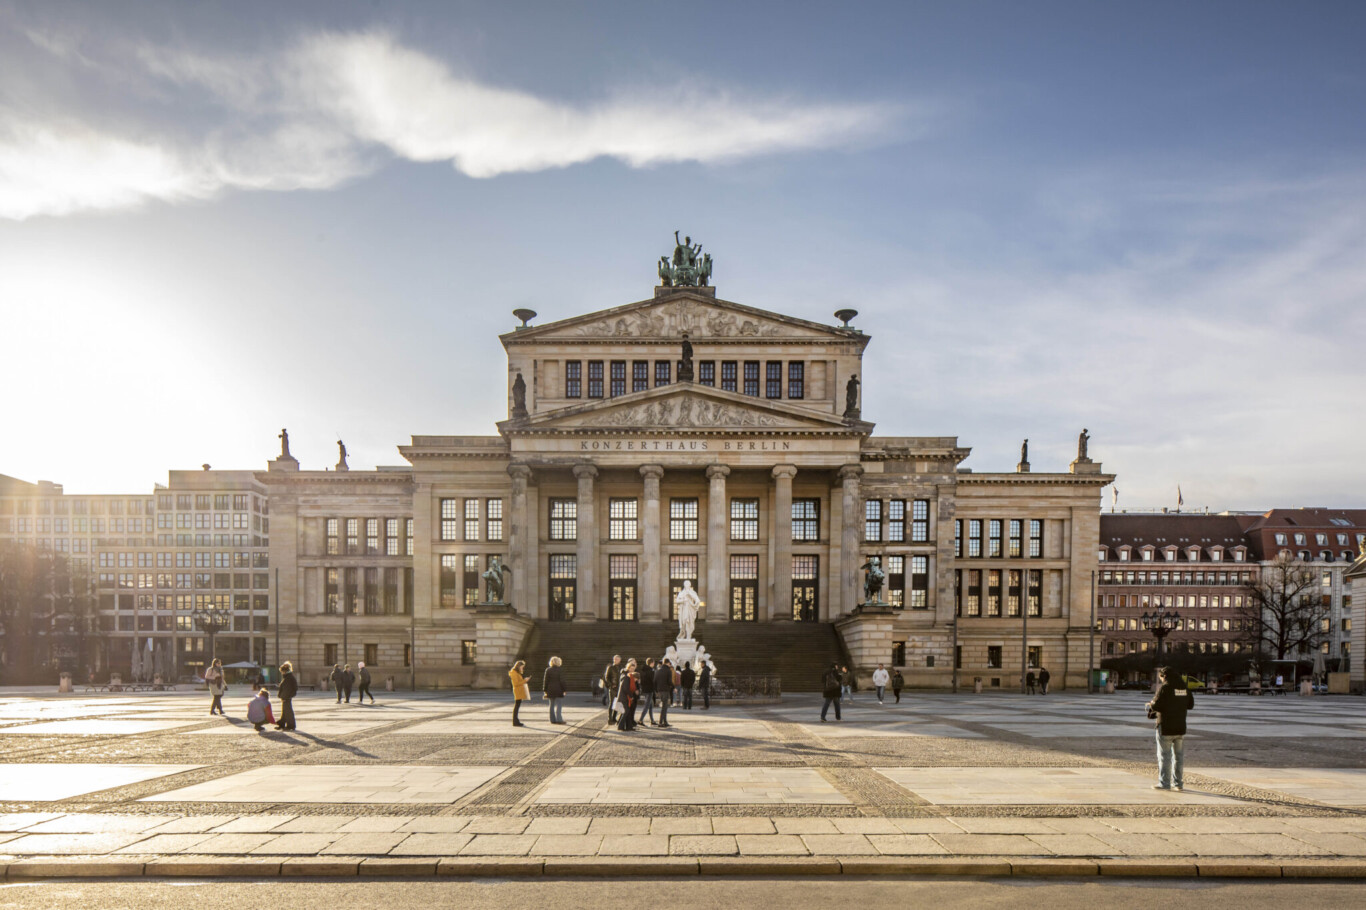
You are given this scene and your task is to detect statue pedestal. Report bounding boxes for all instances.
[672,638,701,667]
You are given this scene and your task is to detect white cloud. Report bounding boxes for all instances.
[0,29,901,220]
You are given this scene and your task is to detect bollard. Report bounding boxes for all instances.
[58,672,73,693]
[1104,681,1116,694]
[385,676,395,691]
[973,676,983,694]
[1299,679,1313,696]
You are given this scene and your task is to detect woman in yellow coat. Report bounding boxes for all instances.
[509,660,530,727]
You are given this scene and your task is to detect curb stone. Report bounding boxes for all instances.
[1010,861,1101,876]
[281,858,361,876]
[144,858,283,877]
[7,860,145,878]
[544,858,699,876]
[1197,863,1282,878]
[1097,860,1198,877]
[439,858,544,876]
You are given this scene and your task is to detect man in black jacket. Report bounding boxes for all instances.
[680,663,696,709]
[357,661,375,704]
[821,663,843,721]
[605,655,623,725]
[275,661,298,731]
[638,658,658,726]
[654,660,674,728]
[341,664,355,703]
[1146,666,1195,791]
[330,664,344,703]
[698,661,711,710]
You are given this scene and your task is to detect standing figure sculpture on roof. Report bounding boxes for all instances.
[678,332,694,381]
[1078,428,1090,461]
[843,373,861,419]
[279,428,292,460]
[511,372,528,419]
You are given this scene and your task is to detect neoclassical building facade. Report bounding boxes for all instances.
[263,277,1112,690]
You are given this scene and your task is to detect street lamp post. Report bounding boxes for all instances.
[192,606,231,668]
[1140,605,1182,681]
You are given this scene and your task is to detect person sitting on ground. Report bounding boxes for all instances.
[246,688,275,732]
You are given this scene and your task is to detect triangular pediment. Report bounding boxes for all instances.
[501,292,866,345]
[500,384,871,434]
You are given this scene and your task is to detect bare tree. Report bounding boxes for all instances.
[1238,551,1327,663]
[0,542,89,683]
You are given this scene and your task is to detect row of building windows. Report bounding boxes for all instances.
[98,592,269,613]
[322,643,412,668]
[96,572,270,590]
[0,498,157,515]
[438,500,502,543]
[2,517,161,533]
[565,360,807,399]
[863,499,931,543]
[1100,616,1243,632]
[1103,640,1254,656]
[323,567,415,615]
[955,568,1043,617]
[1099,592,1246,609]
[954,519,1044,558]
[1276,531,1364,548]
[96,551,269,569]
[326,518,416,555]
[1278,549,1359,563]
[1101,546,1246,563]
[1100,570,1254,586]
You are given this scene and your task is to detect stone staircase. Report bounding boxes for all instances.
[520,619,847,692]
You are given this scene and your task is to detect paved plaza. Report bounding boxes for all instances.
[0,688,1365,877]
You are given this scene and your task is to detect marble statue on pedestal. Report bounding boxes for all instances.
[675,580,700,641]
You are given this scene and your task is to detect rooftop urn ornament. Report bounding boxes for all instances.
[657,231,712,287]
[335,439,349,472]
[843,373,861,419]
[834,308,859,329]
[677,332,694,382]
[512,308,537,329]
[511,372,529,419]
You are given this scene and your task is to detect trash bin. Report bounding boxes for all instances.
[1299,679,1312,696]
[385,676,395,691]
[58,672,73,693]
[973,677,983,694]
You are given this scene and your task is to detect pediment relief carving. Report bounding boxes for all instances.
[572,299,784,338]
[580,398,785,429]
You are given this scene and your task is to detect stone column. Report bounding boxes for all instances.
[573,464,599,621]
[770,465,797,621]
[838,464,864,617]
[706,464,730,622]
[639,465,664,622]
[412,482,434,621]
[507,463,531,616]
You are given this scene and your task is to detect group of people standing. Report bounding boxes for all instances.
[203,658,299,733]
[1025,667,1052,694]
[604,653,709,731]
[507,657,570,727]
[327,662,376,705]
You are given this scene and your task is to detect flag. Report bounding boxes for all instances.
[1177,485,1184,507]
[1111,486,1118,506]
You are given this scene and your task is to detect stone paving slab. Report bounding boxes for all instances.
[536,767,850,805]
[141,765,505,804]
[1197,768,1366,805]
[873,767,1249,806]
[0,764,200,802]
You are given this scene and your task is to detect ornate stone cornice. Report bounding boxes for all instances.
[958,472,1116,487]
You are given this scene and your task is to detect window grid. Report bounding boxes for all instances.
[608,498,638,541]
[655,361,671,387]
[909,555,929,609]
[325,518,339,555]
[887,555,905,608]
[699,361,715,387]
[345,518,360,555]
[485,499,503,541]
[549,499,577,541]
[669,498,698,541]
[730,554,759,579]
[787,362,804,399]
[587,360,604,398]
[730,498,759,541]
[609,554,638,580]
[988,519,1003,558]
[1029,520,1043,558]
[464,499,479,541]
[366,518,380,555]
[766,361,782,398]
[864,499,882,542]
[792,499,820,541]
[565,361,581,398]
[743,361,760,396]
[720,361,738,392]
[911,499,929,542]
[633,361,649,393]
[887,500,905,542]
[968,519,982,558]
[793,554,819,580]
[1008,519,1023,558]
[610,360,626,397]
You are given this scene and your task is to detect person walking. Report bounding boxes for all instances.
[840,665,853,704]
[1026,670,1037,695]
[246,688,275,732]
[680,662,696,710]
[204,658,227,716]
[615,659,639,732]
[356,661,375,704]
[275,661,298,731]
[872,664,890,705]
[821,662,843,722]
[509,660,530,727]
[698,659,711,710]
[1039,667,1051,695]
[329,663,344,703]
[341,664,355,703]
[654,659,673,728]
[638,657,658,726]
[543,656,567,724]
[892,668,904,703]
[671,661,682,707]
[1147,666,1195,791]
[604,655,623,725]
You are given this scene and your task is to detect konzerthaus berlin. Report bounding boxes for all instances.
[263,247,1113,691]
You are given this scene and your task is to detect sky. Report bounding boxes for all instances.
[1,0,1364,511]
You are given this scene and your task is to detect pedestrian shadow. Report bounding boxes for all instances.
[273,730,380,759]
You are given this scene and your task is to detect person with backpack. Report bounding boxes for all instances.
[891,668,904,703]
[821,663,843,721]
[1146,666,1195,791]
